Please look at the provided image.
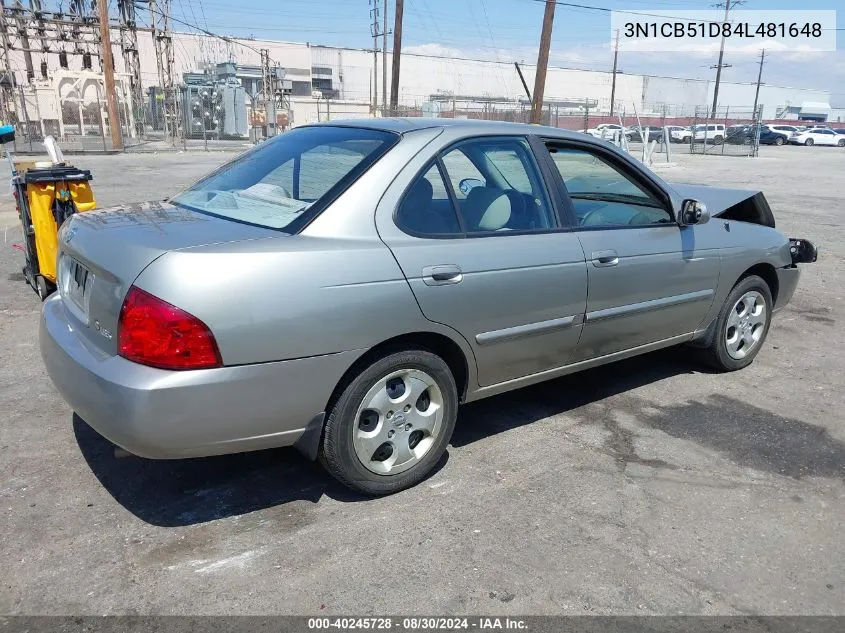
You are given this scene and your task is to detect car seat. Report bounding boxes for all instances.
[461,186,512,232]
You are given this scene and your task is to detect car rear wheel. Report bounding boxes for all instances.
[701,275,772,372]
[838,139,845,147]
[805,138,814,146]
[320,349,458,495]
[713,135,724,145]
[774,136,784,146]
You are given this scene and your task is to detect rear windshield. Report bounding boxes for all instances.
[171,126,397,230]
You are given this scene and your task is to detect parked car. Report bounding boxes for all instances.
[724,125,787,146]
[691,124,725,144]
[788,128,845,146]
[582,123,624,139]
[765,124,800,143]
[625,126,677,143]
[670,126,693,143]
[725,124,748,142]
[40,119,817,495]
[759,127,789,145]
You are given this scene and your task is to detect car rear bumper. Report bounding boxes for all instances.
[40,294,362,459]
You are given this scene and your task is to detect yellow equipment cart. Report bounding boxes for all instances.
[15,163,96,299]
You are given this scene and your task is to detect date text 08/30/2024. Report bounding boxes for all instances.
[307,617,528,630]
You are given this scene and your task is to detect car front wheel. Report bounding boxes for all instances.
[838,139,845,147]
[701,275,773,372]
[320,349,458,494]
[805,138,814,146]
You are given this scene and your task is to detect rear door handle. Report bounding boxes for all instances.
[591,250,619,267]
[422,265,463,286]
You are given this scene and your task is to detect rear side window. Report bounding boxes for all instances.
[442,138,556,233]
[172,126,396,230]
[396,137,557,237]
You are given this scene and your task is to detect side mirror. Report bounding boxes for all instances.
[458,177,484,196]
[679,199,710,226]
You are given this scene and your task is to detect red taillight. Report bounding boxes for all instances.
[118,286,222,370]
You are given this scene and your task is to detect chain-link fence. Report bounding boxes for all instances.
[687,105,764,157]
[4,78,777,162]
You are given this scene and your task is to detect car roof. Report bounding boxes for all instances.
[302,117,590,140]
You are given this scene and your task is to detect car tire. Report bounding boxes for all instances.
[701,275,773,372]
[713,135,724,145]
[805,138,814,146]
[320,349,458,495]
[838,139,845,147]
[774,136,784,146]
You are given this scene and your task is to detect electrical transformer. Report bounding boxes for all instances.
[180,67,248,139]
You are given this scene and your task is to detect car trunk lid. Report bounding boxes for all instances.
[57,201,282,356]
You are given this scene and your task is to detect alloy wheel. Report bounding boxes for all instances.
[725,290,767,360]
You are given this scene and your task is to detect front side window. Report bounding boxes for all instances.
[172,126,396,230]
[547,145,672,228]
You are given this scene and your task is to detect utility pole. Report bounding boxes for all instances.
[530,0,555,124]
[0,0,14,124]
[260,48,278,137]
[13,1,33,81]
[30,0,48,78]
[96,0,123,150]
[514,62,531,101]
[118,0,143,137]
[389,0,402,114]
[369,0,382,114]
[752,48,765,121]
[609,29,619,116]
[382,0,387,115]
[150,0,176,142]
[710,0,743,118]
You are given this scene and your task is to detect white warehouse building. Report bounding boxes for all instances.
[5,30,833,133]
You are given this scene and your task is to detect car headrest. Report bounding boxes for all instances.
[405,177,434,211]
[463,186,512,231]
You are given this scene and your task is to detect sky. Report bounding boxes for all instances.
[154,0,844,105]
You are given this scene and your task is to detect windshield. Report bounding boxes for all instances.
[172,126,397,230]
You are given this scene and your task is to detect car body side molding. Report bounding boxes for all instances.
[585,289,715,323]
[475,315,579,346]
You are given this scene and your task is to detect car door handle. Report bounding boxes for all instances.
[591,250,619,267]
[422,265,463,286]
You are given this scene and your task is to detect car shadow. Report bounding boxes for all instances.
[454,346,845,483]
[75,345,844,527]
[451,345,703,447]
[73,414,448,527]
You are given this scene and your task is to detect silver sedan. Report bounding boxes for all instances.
[40,119,817,494]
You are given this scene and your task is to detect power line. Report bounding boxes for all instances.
[524,0,747,23]
[138,1,277,62]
